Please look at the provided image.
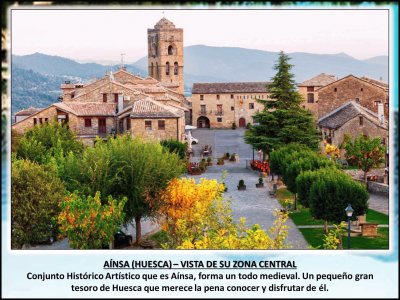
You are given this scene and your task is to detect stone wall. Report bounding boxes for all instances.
[130,117,182,141]
[75,117,115,136]
[299,86,319,115]
[320,115,389,151]
[317,76,388,119]
[12,106,59,134]
[367,181,389,195]
[191,92,270,128]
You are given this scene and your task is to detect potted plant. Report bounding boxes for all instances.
[232,122,237,130]
[256,177,264,188]
[229,153,236,162]
[237,179,246,191]
[190,166,202,175]
[246,122,252,129]
[217,157,225,165]
[207,157,212,166]
[224,152,230,160]
[199,159,207,172]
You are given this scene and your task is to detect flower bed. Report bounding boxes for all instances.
[250,160,270,173]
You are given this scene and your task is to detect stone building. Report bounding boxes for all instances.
[14,107,42,123]
[147,18,184,95]
[316,75,389,120]
[298,73,336,115]
[191,82,271,128]
[12,18,187,145]
[318,101,388,155]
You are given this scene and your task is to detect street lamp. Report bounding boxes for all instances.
[345,204,354,249]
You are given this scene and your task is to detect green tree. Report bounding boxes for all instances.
[160,139,188,159]
[309,170,369,233]
[343,135,386,184]
[58,192,126,249]
[16,121,84,165]
[11,158,65,249]
[245,51,320,157]
[61,135,185,244]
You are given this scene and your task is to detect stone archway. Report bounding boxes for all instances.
[197,116,210,129]
[239,117,246,128]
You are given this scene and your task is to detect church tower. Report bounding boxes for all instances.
[148,18,184,95]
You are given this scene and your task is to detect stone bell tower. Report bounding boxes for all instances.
[147,17,184,95]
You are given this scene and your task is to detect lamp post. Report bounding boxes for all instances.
[345,204,354,249]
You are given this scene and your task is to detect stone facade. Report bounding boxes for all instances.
[191,83,271,128]
[298,73,337,115]
[12,18,187,145]
[317,75,389,120]
[147,18,184,95]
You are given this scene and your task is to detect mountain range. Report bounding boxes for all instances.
[11,45,388,115]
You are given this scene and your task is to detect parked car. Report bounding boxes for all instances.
[102,230,133,249]
[185,134,198,144]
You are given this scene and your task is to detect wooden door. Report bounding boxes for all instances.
[239,118,246,127]
[98,118,107,134]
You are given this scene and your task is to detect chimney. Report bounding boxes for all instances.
[377,103,384,125]
[118,93,124,113]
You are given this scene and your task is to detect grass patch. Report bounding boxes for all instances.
[299,228,389,250]
[276,188,389,226]
[366,209,389,225]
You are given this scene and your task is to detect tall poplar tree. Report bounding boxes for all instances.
[245,51,320,159]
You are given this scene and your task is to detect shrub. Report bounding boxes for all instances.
[160,139,188,159]
[246,122,252,129]
[308,170,369,232]
[232,122,237,129]
[58,192,126,249]
[199,160,207,172]
[258,177,264,184]
[11,159,65,248]
[224,152,230,159]
[217,157,225,165]
[238,179,245,187]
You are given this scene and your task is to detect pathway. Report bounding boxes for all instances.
[187,129,309,249]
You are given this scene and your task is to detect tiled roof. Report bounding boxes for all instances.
[15,107,42,116]
[192,82,270,94]
[360,77,389,90]
[152,93,181,103]
[128,98,180,118]
[53,102,116,116]
[317,101,388,130]
[298,73,337,87]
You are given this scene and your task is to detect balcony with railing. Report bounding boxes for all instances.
[198,109,212,116]
[215,110,224,116]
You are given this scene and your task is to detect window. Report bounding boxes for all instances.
[145,120,152,130]
[334,88,337,92]
[230,94,234,99]
[44,118,48,123]
[361,88,363,92]
[119,120,123,132]
[200,95,204,100]
[33,118,37,125]
[71,92,75,99]
[249,103,254,109]
[307,93,315,103]
[156,63,159,78]
[382,137,386,145]
[103,93,107,102]
[166,62,170,75]
[359,116,364,126]
[126,118,131,130]
[216,95,220,100]
[174,62,178,75]
[231,106,234,111]
[374,100,381,107]
[217,117,222,122]
[84,118,92,127]
[39,118,43,124]
[355,98,360,103]
[168,45,175,55]
[150,63,154,77]
[307,86,314,92]
[200,105,206,114]
[216,104,223,115]
[158,120,165,130]
[114,93,119,103]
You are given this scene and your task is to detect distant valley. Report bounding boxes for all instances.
[11,46,388,115]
